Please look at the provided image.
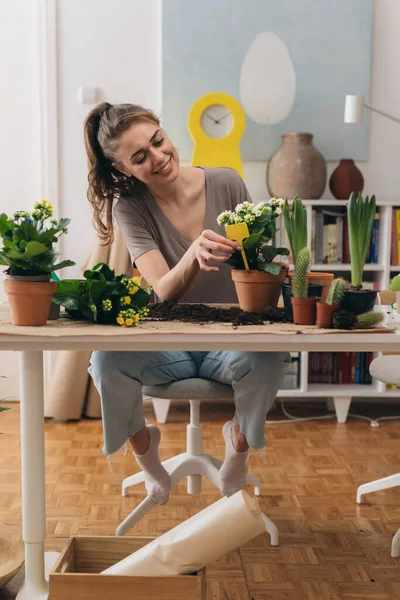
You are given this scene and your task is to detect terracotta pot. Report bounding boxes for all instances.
[291,296,318,325]
[4,280,57,326]
[266,132,327,199]
[329,159,364,200]
[316,302,340,328]
[231,268,287,312]
[287,271,334,303]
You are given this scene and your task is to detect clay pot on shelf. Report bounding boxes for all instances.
[291,296,318,325]
[231,268,287,312]
[267,132,327,199]
[329,159,364,200]
[316,302,340,328]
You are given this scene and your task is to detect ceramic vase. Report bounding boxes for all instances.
[329,159,364,200]
[266,132,327,199]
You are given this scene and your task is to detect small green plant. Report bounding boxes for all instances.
[390,275,400,292]
[0,201,75,276]
[333,309,384,330]
[217,199,289,274]
[292,247,311,299]
[53,262,152,327]
[282,195,308,266]
[326,278,345,306]
[347,192,376,289]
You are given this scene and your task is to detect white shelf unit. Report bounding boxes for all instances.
[273,199,400,423]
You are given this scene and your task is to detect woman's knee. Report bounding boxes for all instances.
[232,351,290,380]
[89,351,116,384]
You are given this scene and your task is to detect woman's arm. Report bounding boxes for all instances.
[136,230,241,301]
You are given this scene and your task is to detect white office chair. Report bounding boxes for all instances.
[356,355,400,557]
[116,378,278,546]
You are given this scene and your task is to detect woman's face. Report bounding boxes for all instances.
[115,119,179,186]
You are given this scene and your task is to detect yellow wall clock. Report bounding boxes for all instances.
[188,92,246,180]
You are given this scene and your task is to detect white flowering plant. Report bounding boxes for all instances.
[52,262,152,327]
[217,199,289,275]
[0,200,75,276]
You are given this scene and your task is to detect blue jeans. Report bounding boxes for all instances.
[89,351,291,456]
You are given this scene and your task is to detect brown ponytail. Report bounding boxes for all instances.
[84,102,160,245]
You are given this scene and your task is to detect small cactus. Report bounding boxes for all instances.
[326,278,345,306]
[292,247,311,299]
[333,309,384,330]
[356,311,384,329]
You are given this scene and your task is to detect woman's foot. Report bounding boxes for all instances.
[218,419,249,497]
[130,425,171,504]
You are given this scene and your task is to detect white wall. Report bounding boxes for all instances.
[56,0,162,278]
[0,0,41,399]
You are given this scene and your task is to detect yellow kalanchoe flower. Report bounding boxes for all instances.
[116,317,124,326]
[121,295,131,305]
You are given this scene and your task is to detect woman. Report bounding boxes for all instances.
[85,102,290,503]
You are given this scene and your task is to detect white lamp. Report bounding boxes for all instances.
[344,94,400,124]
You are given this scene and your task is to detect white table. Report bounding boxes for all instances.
[1,321,398,599]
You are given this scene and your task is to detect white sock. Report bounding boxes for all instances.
[218,419,248,497]
[133,425,171,505]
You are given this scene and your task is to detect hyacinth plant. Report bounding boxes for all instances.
[0,200,75,276]
[217,199,289,275]
[52,262,152,327]
[347,192,376,289]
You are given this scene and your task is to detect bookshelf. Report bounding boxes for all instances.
[273,199,400,423]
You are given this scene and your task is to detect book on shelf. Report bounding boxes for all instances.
[391,207,400,265]
[308,352,373,385]
[311,208,380,265]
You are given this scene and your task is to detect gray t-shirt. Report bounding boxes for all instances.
[113,167,252,303]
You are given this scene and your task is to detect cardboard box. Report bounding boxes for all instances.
[49,536,206,600]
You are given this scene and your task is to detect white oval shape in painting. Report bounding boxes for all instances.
[240,32,296,124]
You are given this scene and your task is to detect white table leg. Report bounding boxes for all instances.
[16,351,58,600]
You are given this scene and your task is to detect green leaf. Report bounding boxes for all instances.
[51,260,76,271]
[53,279,84,310]
[261,245,289,262]
[89,281,109,305]
[6,240,48,260]
[91,262,116,281]
[256,261,282,275]
[242,230,263,249]
[83,269,105,281]
[0,214,12,236]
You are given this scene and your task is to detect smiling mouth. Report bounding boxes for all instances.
[154,159,171,174]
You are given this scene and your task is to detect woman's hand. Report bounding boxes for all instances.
[192,229,242,272]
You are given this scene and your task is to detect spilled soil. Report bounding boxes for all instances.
[146,301,288,327]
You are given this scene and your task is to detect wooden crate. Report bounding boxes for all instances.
[49,536,206,600]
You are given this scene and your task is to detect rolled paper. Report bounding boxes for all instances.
[102,490,265,576]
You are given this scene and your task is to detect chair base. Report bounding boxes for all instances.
[356,473,400,504]
[118,452,278,545]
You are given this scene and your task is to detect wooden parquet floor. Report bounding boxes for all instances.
[0,401,400,599]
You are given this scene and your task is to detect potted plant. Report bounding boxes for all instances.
[282,195,333,303]
[217,199,290,311]
[341,192,377,315]
[390,274,400,314]
[316,277,345,328]
[291,247,318,325]
[0,201,75,326]
[332,309,384,330]
[52,262,152,327]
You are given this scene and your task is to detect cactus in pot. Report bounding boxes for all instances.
[291,247,317,325]
[326,278,345,306]
[333,309,384,330]
[292,247,310,299]
[316,277,345,328]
